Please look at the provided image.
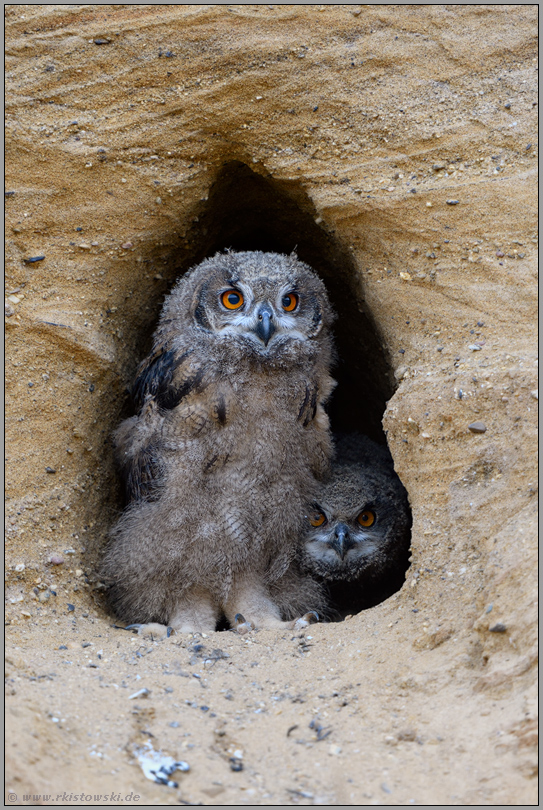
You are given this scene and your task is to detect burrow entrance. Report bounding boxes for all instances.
[116,161,411,614]
[173,161,395,443]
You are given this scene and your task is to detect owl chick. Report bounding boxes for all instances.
[101,251,335,634]
[301,434,411,614]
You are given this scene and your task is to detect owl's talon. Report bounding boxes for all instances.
[123,622,173,640]
[233,613,255,635]
[293,611,320,630]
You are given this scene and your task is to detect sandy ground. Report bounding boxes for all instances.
[5,5,538,805]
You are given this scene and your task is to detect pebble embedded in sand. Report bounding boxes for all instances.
[468,421,487,434]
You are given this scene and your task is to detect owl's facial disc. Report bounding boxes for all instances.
[214,284,308,350]
[303,505,381,578]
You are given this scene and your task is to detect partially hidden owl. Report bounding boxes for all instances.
[101,251,335,635]
[301,434,411,615]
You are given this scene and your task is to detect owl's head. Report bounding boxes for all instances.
[164,251,333,357]
[301,458,411,582]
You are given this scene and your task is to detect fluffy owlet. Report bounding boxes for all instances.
[101,251,335,634]
[301,434,411,614]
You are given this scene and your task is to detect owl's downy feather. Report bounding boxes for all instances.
[102,251,336,629]
[301,433,411,612]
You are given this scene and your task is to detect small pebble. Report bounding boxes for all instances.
[23,255,45,264]
[504,102,511,109]
[468,344,482,351]
[5,190,15,197]
[229,758,243,772]
[121,241,133,250]
[45,467,57,473]
[489,623,507,633]
[468,421,487,434]
[129,688,150,700]
[155,197,162,204]
[94,38,111,45]
[14,563,25,573]
[530,390,538,400]
[399,272,412,281]
[49,555,64,565]
[496,250,504,257]
[446,200,459,205]
[5,303,14,317]
[67,603,75,612]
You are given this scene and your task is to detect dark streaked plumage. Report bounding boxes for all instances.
[101,251,335,633]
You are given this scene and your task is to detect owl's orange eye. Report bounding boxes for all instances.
[357,510,375,528]
[281,292,299,312]
[221,289,244,310]
[309,511,326,528]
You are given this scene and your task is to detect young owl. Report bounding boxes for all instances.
[301,434,411,614]
[101,251,335,634]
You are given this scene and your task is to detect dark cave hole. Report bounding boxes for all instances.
[183,161,394,444]
[122,161,412,617]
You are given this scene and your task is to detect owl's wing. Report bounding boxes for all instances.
[132,346,205,411]
[114,405,166,504]
[117,346,209,503]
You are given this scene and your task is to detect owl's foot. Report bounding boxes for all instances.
[292,611,320,631]
[232,613,256,635]
[124,623,173,640]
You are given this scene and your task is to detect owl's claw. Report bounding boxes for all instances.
[233,613,256,635]
[124,623,173,639]
[293,611,320,630]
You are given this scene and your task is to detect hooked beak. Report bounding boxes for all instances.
[254,303,276,346]
[330,523,354,560]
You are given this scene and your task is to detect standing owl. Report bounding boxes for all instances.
[301,434,411,614]
[101,251,335,635]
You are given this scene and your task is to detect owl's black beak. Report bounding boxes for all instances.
[331,523,354,559]
[254,303,276,346]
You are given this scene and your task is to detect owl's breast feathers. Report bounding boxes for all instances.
[117,339,332,504]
